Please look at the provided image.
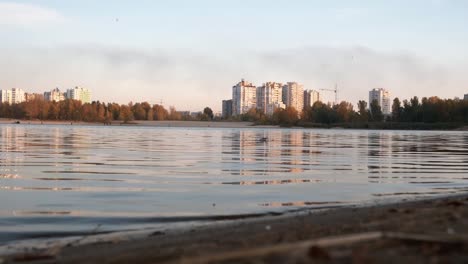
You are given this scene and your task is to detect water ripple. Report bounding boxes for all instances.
[1,125,468,244]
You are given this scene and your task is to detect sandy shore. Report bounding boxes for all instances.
[0,119,277,129]
[3,194,468,263]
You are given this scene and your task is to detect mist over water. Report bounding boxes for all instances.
[1,125,468,243]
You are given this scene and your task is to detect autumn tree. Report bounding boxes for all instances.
[152,104,168,120]
[132,103,146,120]
[23,99,42,119]
[119,104,134,123]
[38,100,50,120]
[272,107,299,126]
[168,106,181,120]
[139,102,152,120]
[240,107,266,122]
[0,102,11,118]
[48,102,60,120]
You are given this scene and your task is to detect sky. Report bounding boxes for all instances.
[1,0,467,112]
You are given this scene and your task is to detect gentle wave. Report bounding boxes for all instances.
[1,125,468,243]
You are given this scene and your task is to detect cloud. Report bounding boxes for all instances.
[0,44,235,110]
[249,46,466,103]
[0,44,466,111]
[0,2,64,26]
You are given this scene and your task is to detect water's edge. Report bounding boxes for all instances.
[2,192,466,257]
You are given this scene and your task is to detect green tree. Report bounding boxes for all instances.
[203,107,214,120]
[410,96,421,122]
[357,100,369,122]
[369,100,383,122]
[391,98,402,121]
[335,101,354,123]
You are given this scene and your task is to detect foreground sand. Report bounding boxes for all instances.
[3,194,468,263]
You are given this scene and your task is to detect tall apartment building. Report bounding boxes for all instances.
[0,90,11,104]
[369,88,391,115]
[304,89,320,108]
[0,88,25,104]
[464,94,468,100]
[232,79,257,116]
[283,82,304,111]
[11,88,25,104]
[256,82,285,116]
[65,87,91,103]
[222,99,233,118]
[44,88,65,102]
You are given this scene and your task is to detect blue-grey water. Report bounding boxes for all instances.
[1,124,468,243]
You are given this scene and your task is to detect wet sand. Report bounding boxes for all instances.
[3,194,468,263]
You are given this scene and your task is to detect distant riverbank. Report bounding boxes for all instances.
[131,120,277,128]
[1,118,467,130]
[298,121,468,131]
[0,119,265,128]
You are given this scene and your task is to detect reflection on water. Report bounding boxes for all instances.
[222,179,315,185]
[1,125,468,243]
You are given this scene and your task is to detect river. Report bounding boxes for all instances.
[1,124,468,243]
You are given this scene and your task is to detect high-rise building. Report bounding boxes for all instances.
[303,90,320,109]
[0,90,11,104]
[256,82,285,116]
[283,82,304,112]
[65,87,91,103]
[369,88,391,115]
[222,99,233,119]
[44,88,65,102]
[232,79,257,116]
[11,88,25,104]
[464,94,468,100]
[0,89,24,104]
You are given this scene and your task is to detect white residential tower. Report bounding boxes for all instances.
[369,88,391,115]
[232,79,257,116]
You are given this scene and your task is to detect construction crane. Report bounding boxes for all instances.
[153,99,164,105]
[320,84,338,105]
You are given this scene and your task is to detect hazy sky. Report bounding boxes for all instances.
[1,0,467,111]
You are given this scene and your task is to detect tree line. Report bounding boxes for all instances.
[1,96,467,126]
[0,99,215,122]
[233,96,468,126]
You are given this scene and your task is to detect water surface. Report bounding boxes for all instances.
[1,124,468,243]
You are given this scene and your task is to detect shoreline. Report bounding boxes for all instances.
[3,193,468,263]
[1,119,467,131]
[0,119,269,129]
